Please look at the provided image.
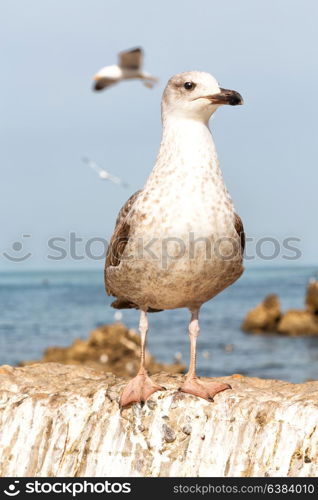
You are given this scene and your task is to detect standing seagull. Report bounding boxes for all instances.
[93,47,158,91]
[105,71,245,407]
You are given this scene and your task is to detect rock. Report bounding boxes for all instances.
[21,323,184,377]
[277,310,318,336]
[242,294,281,333]
[242,280,318,336]
[306,280,318,315]
[0,363,318,477]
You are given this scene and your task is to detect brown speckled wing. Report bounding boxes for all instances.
[114,189,142,226]
[105,190,141,294]
[105,190,163,312]
[234,212,245,253]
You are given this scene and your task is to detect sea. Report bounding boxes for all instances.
[1,266,318,383]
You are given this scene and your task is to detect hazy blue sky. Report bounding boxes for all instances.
[1,0,317,270]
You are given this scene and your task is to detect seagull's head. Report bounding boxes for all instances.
[162,71,243,123]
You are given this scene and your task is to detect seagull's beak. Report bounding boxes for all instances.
[205,88,244,106]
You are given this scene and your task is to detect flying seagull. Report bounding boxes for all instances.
[105,71,245,407]
[82,157,128,187]
[93,47,158,91]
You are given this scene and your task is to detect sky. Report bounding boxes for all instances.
[1,0,317,271]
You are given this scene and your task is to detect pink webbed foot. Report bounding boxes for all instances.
[120,371,164,407]
[179,376,231,402]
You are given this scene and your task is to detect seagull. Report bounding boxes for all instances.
[82,157,129,187]
[93,47,158,91]
[105,71,245,407]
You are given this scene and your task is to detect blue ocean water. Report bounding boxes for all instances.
[0,266,318,383]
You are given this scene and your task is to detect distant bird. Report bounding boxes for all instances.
[82,157,128,188]
[93,47,158,91]
[114,311,123,322]
[104,71,245,407]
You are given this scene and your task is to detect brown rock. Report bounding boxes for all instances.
[306,280,318,315]
[242,280,318,336]
[277,310,318,336]
[242,294,281,333]
[21,322,185,377]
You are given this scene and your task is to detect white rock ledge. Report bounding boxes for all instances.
[0,363,317,477]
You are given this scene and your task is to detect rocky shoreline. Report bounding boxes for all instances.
[242,279,318,336]
[20,322,185,377]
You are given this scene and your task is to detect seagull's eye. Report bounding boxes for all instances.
[184,81,195,91]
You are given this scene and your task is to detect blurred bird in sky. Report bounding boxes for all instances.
[93,47,158,91]
[82,157,129,188]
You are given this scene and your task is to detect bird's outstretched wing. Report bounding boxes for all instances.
[118,47,143,70]
[94,77,117,91]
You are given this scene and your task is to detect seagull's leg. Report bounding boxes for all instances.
[120,310,164,407]
[179,308,231,401]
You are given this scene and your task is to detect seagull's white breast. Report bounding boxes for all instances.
[133,116,234,238]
